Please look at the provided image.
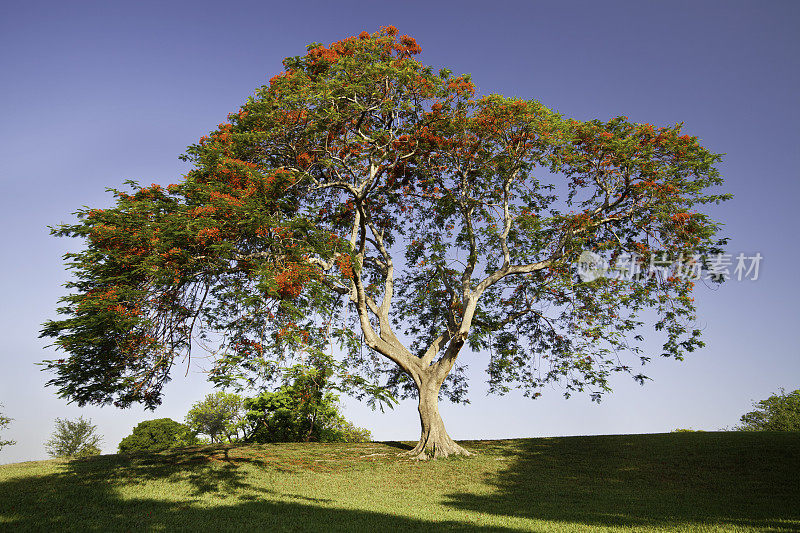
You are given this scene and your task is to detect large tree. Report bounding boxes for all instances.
[41,27,728,459]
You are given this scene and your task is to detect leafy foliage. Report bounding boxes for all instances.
[118,418,198,454]
[0,405,14,450]
[41,27,729,452]
[185,391,247,443]
[245,365,371,443]
[324,416,372,443]
[736,389,800,431]
[44,416,102,458]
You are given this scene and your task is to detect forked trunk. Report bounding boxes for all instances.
[400,377,473,460]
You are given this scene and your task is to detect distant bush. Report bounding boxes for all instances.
[736,388,800,431]
[45,416,102,458]
[118,418,198,454]
[185,392,246,444]
[671,428,705,433]
[244,366,371,444]
[321,416,372,443]
[0,404,15,451]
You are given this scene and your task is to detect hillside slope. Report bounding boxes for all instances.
[0,432,798,532]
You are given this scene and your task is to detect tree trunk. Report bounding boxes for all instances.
[400,377,473,460]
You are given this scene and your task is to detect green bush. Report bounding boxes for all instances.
[245,366,371,443]
[44,416,102,458]
[736,388,800,431]
[321,416,372,443]
[185,392,246,444]
[0,404,14,451]
[118,418,197,454]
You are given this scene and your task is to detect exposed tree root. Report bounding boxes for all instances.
[398,430,474,460]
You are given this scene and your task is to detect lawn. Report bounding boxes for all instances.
[0,432,797,532]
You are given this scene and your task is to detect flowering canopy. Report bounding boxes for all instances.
[42,28,728,454]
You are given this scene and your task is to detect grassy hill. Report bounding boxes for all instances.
[0,432,798,532]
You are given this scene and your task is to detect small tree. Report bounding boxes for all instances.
[321,415,372,443]
[0,404,15,450]
[245,366,370,443]
[118,418,197,454]
[736,389,800,431]
[185,391,246,443]
[44,416,102,458]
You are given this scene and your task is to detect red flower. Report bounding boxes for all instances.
[297,152,314,169]
[399,35,422,55]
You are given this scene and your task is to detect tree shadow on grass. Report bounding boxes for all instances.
[2,434,798,532]
[379,440,414,451]
[446,432,800,531]
[0,446,515,532]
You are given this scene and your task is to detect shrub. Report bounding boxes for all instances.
[322,416,372,443]
[45,416,102,458]
[736,388,800,431]
[244,366,371,443]
[185,392,246,443]
[0,404,15,451]
[118,418,197,454]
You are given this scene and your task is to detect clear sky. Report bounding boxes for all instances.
[1,0,798,464]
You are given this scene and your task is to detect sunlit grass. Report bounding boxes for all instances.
[0,432,797,531]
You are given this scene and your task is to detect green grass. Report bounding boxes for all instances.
[0,432,798,532]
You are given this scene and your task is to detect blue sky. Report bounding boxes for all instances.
[1,0,798,464]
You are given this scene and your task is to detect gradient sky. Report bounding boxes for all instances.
[1,0,798,464]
